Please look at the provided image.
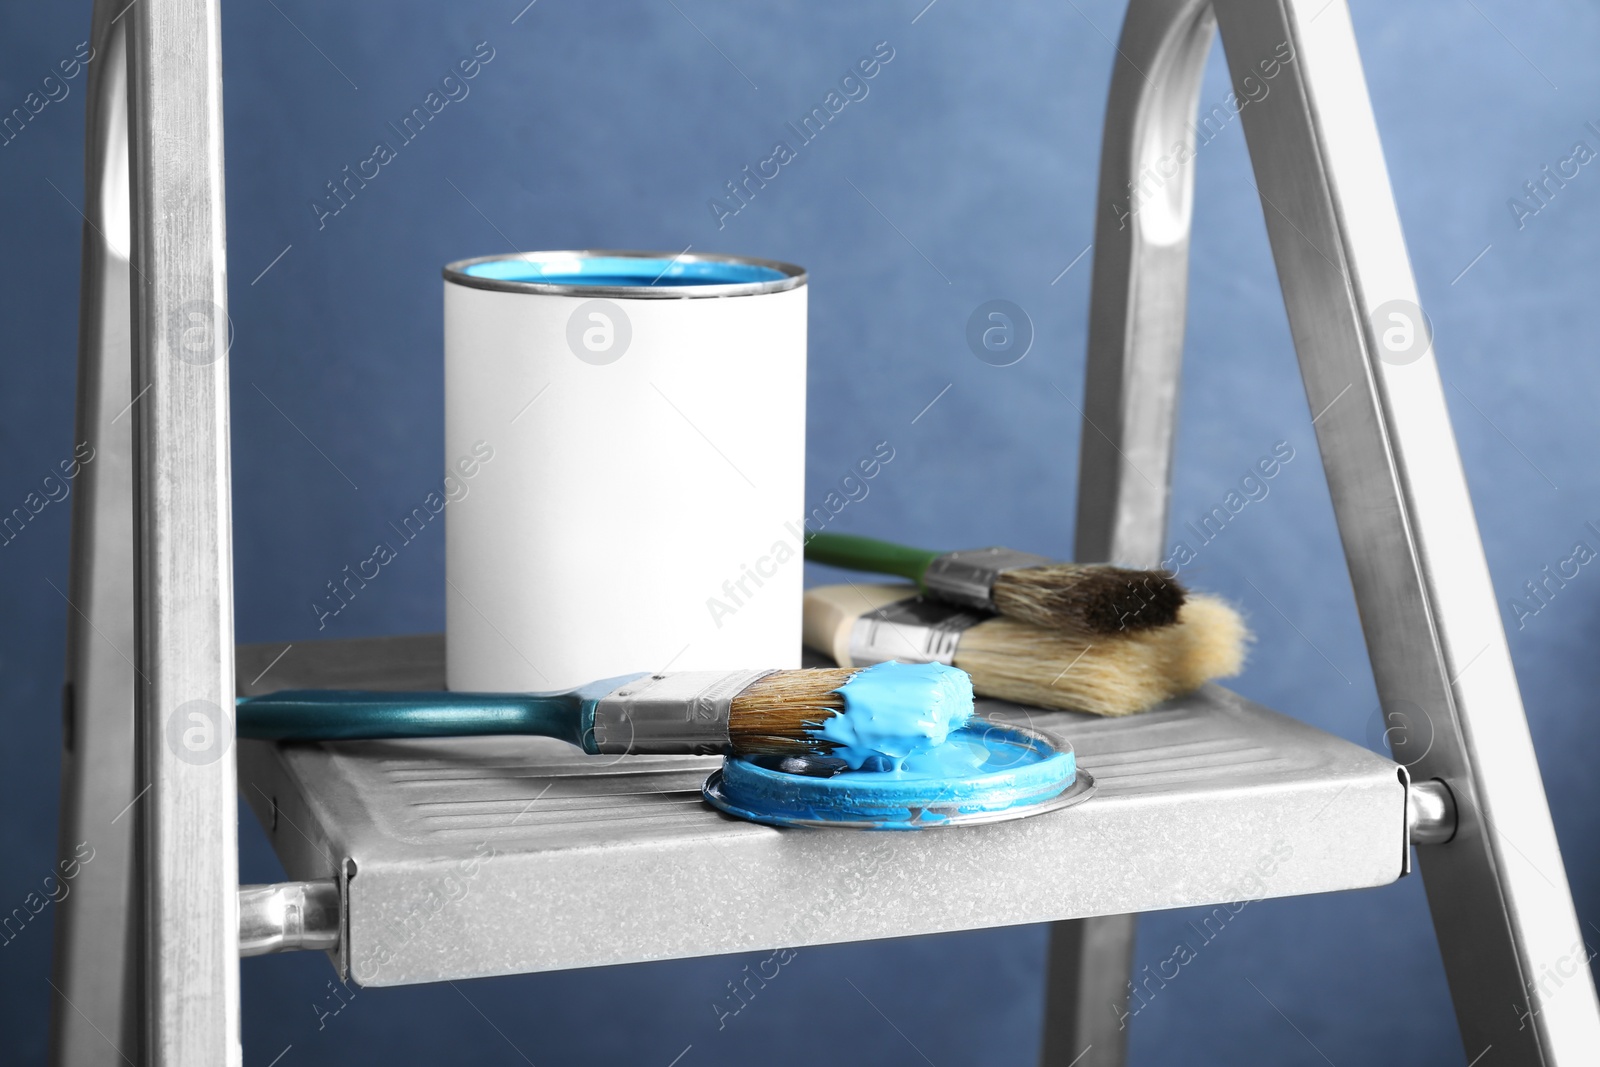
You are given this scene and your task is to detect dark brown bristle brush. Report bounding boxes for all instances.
[803,531,1185,634]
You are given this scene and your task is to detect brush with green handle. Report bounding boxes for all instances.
[234,663,974,762]
[803,531,1185,634]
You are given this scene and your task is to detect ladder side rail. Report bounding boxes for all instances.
[1214,0,1600,1059]
[51,5,140,1064]
[126,0,241,1062]
[1073,0,1216,566]
[1047,2,1216,1064]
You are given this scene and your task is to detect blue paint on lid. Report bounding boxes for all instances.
[708,721,1077,830]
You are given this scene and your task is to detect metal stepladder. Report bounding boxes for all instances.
[47,1,1598,1066]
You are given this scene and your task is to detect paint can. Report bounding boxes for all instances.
[444,251,807,691]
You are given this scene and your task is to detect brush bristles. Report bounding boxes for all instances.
[953,593,1248,716]
[1165,595,1249,692]
[727,667,859,758]
[731,596,1244,757]
[991,564,1186,634]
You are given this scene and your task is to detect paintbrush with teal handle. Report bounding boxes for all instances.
[236,662,975,766]
[803,531,1185,634]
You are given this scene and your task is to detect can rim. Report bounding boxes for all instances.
[443,249,807,299]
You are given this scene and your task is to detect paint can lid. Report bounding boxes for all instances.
[703,722,1091,830]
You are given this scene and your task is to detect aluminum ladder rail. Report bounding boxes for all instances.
[50,0,239,1064]
[1043,0,1600,1064]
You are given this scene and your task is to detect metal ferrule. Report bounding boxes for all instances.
[588,670,775,754]
[921,547,1053,610]
[847,596,989,667]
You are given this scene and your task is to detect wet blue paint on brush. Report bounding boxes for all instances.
[710,661,1077,829]
[812,660,975,772]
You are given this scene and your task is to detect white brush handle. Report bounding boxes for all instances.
[802,583,920,667]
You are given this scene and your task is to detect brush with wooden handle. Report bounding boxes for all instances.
[804,583,1247,716]
[803,531,1185,634]
[236,662,974,764]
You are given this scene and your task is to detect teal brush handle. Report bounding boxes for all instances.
[237,689,597,749]
[803,532,941,586]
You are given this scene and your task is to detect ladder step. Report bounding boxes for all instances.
[236,635,1407,988]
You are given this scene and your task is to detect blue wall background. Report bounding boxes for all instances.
[4,1,1598,1064]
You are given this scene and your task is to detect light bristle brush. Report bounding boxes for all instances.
[804,531,1186,634]
[236,665,967,760]
[803,583,1248,716]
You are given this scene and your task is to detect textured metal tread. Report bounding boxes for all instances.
[237,634,1407,987]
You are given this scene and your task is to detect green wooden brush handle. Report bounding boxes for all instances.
[804,532,941,586]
